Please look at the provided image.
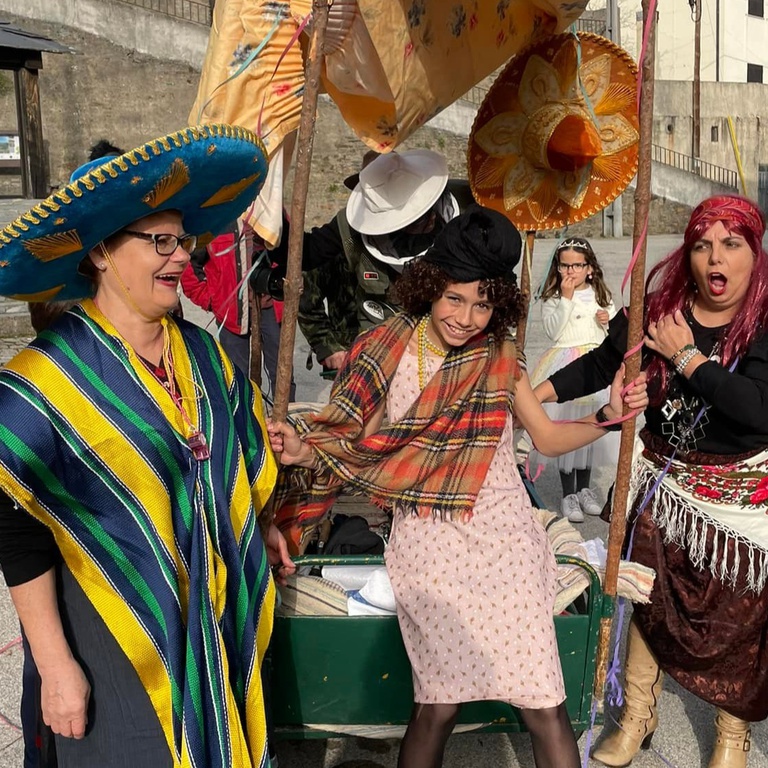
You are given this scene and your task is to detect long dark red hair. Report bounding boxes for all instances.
[645,194,768,403]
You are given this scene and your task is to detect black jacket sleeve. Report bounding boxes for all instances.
[0,488,58,587]
[270,215,344,272]
[189,244,210,282]
[548,311,628,402]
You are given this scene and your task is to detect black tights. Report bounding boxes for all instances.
[520,703,581,768]
[560,468,592,497]
[397,703,460,768]
[397,702,579,768]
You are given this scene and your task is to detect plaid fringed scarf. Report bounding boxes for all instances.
[275,314,521,551]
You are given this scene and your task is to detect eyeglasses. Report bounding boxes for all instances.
[557,262,589,273]
[123,230,198,256]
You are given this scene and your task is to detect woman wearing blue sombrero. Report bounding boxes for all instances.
[0,125,294,768]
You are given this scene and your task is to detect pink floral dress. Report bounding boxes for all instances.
[384,347,565,707]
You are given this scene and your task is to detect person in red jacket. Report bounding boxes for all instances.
[181,218,295,400]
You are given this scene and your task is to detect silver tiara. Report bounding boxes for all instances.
[557,239,589,250]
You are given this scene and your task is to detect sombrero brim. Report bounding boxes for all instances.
[0,124,269,301]
[467,32,639,232]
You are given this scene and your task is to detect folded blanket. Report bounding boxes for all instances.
[275,575,348,617]
[321,565,381,592]
[357,568,397,612]
[533,509,656,613]
[347,591,397,616]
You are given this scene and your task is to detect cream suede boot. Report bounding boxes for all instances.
[592,619,663,767]
[709,708,751,768]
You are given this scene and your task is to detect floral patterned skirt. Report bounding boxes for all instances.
[630,432,768,721]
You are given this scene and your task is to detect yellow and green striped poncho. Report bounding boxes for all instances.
[0,300,277,768]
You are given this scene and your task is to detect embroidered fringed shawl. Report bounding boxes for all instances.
[275,314,521,551]
[631,443,768,593]
[0,300,277,768]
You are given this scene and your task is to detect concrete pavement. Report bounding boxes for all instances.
[0,206,764,767]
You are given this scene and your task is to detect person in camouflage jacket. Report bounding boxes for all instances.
[276,150,474,375]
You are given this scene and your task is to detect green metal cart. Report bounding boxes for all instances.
[270,553,613,740]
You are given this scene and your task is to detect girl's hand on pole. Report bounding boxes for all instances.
[265,523,296,585]
[622,370,648,412]
[605,365,648,420]
[645,310,695,360]
[605,364,627,420]
[266,420,313,466]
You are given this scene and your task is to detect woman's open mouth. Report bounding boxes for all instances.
[156,272,181,288]
[708,272,727,296]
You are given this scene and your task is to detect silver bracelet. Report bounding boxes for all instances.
[674,347,699,375]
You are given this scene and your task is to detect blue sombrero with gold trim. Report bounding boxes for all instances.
[0,124,269,301]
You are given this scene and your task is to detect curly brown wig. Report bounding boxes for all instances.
[394,259,524,341]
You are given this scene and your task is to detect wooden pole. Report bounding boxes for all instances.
[271,0,329,422]
[515,231,536,351]
[15,63,47,199]
[593,0,656,701]
[692,0,701,163]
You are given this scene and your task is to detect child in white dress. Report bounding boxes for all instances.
[531,238,618,522]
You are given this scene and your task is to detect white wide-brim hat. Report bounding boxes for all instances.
[346,149,448,236]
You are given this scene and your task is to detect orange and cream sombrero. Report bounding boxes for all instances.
[468,31,639,232]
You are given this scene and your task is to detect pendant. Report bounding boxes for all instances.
[187,431,211,461]
[661,397,683,420]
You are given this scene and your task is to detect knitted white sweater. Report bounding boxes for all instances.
[540,287,617,348]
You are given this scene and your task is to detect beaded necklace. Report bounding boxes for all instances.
[417,315,447,389]
[138,332,210,461]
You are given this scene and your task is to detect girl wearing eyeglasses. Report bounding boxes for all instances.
[530,238,617,522]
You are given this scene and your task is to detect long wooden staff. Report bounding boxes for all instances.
[593,0,657,701]
[271,0,329,421]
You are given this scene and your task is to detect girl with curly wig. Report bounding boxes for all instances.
[269,205,643,768]
[538,194,768,768]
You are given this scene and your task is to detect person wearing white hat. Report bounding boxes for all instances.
[274,149,474,376]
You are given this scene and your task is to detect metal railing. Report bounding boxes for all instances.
[651,144,738,190]
[574,17,607,36]
[110,0,212,26]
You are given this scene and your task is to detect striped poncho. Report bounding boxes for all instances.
[0,300,277,768]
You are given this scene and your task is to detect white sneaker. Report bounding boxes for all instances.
[561,494,584,523]
[577,488,603,516]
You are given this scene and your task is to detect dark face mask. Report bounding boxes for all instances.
[388,213,446,260]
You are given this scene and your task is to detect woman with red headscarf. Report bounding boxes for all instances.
[536,195,768,768]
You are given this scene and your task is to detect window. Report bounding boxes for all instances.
[749,0,764,17]
[711,125,719,142]
[748,63,764,83]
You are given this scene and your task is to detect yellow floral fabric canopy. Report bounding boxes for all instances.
[190,1,591,242]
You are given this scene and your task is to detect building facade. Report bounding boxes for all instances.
[587,0,768,83]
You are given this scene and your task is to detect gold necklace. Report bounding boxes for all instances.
[417,316,447,389]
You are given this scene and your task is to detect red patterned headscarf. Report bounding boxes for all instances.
[684,194,765,251]
[645,194,768,403]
